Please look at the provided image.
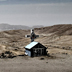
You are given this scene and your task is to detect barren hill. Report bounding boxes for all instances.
[35,24,72,35]
[0,24,72,58]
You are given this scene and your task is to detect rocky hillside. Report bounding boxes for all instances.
[35,24,72,36]
[34,24,72,52]
[0,24,72,58]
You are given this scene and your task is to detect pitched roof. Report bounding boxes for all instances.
[25,41,38,49]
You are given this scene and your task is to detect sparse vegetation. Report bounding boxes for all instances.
[0,24,72,72]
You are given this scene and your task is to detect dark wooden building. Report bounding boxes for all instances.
[25,42,47,57]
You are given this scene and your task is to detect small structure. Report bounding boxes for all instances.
[25,42,47,57]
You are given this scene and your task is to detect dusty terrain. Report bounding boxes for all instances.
[0,55,72,72]
[0,24,72,72]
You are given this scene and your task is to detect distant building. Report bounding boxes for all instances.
[25,42,47,57]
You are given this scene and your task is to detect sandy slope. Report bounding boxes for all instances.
[0,24,72,72]
[0,26,72,56]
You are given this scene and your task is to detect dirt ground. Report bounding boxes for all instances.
[0,54,72,72]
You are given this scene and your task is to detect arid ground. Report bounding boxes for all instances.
[0,55,72,72]
[0,24,72,72]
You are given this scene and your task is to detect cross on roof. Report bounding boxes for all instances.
[25,29,39,42]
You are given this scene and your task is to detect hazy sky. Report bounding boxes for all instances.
[0,0,72,27]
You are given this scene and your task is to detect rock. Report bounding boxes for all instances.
[40,58,44,60]
[46,62,48,63]
[62,47,65,49]
[47,53,51,57]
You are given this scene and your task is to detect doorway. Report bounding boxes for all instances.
[33,48,44,56]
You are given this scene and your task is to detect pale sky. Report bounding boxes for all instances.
[0,0,72,27]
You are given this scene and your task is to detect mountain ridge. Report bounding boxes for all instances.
[0,24,43,31]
